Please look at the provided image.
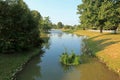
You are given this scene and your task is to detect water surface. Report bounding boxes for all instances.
[16,30,120,80]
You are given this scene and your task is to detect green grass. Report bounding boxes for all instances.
[0,47,42,80]
[83,38,100,56]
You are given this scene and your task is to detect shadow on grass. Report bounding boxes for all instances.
[104,33,120,35]
[86,35,120,55]
[90,32,120,40]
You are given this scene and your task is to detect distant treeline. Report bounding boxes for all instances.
[77,0,120,33]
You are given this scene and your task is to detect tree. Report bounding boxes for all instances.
[98,0,120,33]
[77,0,98,30]
[40,16,52,32]
[30,10,42,46]
[57,22,63,29]
[77,0,120,33]
[52,24,57,29]
[0,0,43,53]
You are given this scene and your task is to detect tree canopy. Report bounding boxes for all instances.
[77,0,120,33]
[57,22,64,29]
[40,16,52,32]
[0,0,43,53]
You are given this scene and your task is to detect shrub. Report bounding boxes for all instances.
[59,50,80,65]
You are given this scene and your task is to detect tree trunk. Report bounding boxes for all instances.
[113,28,117,34]
[113,26,117,34]
[100,26,103,33]
[114,29,116,34]
[83,27,85,30]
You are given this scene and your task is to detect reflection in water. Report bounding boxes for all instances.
[16,30,120,80]
[57,33,63,38]
[60,63,73,72]
[42,36,51,50]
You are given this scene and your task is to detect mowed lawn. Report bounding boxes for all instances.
[74,30,120,75]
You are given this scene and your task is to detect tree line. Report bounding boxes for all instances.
[77,0,120,33]
[0,0,52,53]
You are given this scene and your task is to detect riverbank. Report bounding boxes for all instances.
[0,48,42,80]
[0,33,48,80]
[73,30,120,75]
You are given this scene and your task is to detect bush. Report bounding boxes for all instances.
[59,51,80,65]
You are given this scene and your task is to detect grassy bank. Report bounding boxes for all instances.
[0,33,48,80]
[0,48,42,80]
[73,30,120,75]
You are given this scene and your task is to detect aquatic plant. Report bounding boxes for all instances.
[60,50,80,65]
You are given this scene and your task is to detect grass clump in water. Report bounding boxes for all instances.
[60,50,80,65]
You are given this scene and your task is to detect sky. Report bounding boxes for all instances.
[24,0,82,25]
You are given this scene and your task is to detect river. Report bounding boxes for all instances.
[16,30,120,80]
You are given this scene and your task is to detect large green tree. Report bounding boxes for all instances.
[98,0,120,33]
[40,16,52,32]
[0,0,43,53]
[77,0,120,33]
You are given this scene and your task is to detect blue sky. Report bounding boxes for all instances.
[24,0,82,25]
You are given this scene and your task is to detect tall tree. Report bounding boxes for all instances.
[77,0,103,32]
[30,10,42,46]
[77,0,120,33]
[0,0,43,53]
[40,16,52,32]
[98,0,120,33]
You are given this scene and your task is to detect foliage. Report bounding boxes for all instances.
[77,0,120,33]
[51,24,57,29]
[40,16,52,32]
[64,25,77,30]
[0,0,43,53]
[64,25,72,29]
[60,50,80,65]
[57,22,64,29]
